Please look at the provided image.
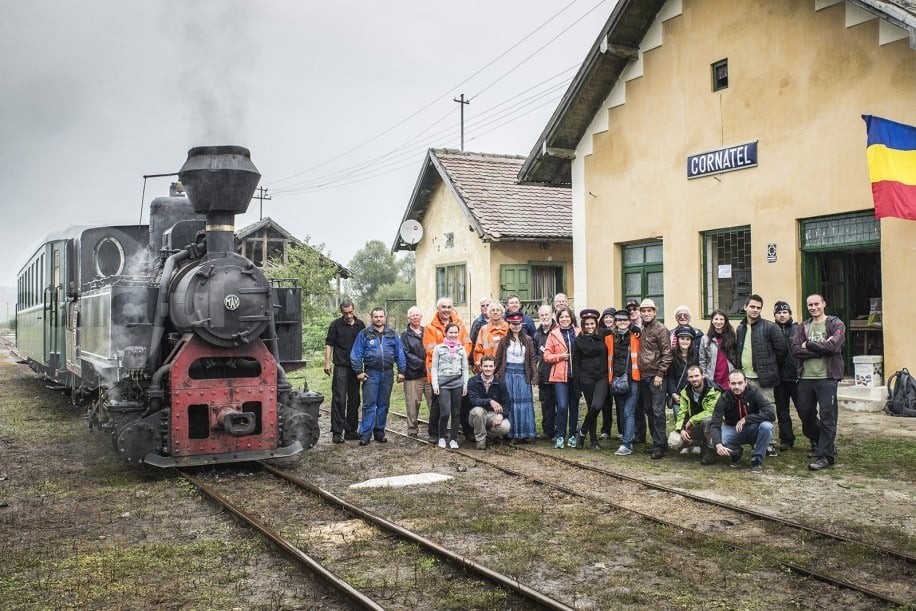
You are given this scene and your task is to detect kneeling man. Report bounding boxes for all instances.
[708,370,775,473]
[467,356,511,449]
[669,365,720,464]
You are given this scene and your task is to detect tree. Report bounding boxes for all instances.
[347,240,398,306]
[266,239,339,320]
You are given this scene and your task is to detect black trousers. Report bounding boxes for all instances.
[579,377,609,443]
[539,383,556,439]
[774,380,799,446]
[331,365,360,435]
[797,378,838,460]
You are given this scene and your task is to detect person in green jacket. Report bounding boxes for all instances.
[670,365,720,465]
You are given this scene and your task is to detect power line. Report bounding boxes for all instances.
[267,0,587,187]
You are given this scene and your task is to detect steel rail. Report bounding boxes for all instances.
[415,435,908,607]
[382,410,910,607]
[387,406,916,565]
[178,469,385,611]
[260,462,575,611]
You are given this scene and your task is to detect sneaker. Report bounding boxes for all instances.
[332,434,344,444]
[679,447,690,455]
[555,437,565,449]
[750,460,763,473]
[438,438,447,449]
[590,442,602,450]
[614,445,633,456]
[691,446,701,455]
[808,456,834,471]
[599,432,609,440]
[766,444,778,457]
[568,435,577,449]
[449,440,459,449]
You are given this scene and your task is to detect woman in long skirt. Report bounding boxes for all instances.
[495,311,539,442]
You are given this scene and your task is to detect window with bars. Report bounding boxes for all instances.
[703,227,751,317]
[436,263,467,305]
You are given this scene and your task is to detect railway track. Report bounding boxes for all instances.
[385,408,915,607]
[178,464,573,610]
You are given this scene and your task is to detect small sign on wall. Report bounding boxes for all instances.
[767,243,777,263]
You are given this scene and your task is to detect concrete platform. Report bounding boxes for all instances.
[838,379,887,412]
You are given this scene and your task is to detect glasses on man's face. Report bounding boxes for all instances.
[676,313,689,318]
[627,306,637,311]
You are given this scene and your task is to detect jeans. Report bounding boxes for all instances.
[554,379,579,440]
[797,378,838,460]
[358,369,394,440]
[615,382,640,448]
[721,421,774,464]
[640,378,668,450]
[774,380,799,446]
[437,385,463,442]
[331,365,360,435]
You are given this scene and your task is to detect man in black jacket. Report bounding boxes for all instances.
[773,300,800,451]
[708,370,776,473]
[736,294,786,456]
[401,306,432,438]
[467,356,511,450]
[323,300,365,443]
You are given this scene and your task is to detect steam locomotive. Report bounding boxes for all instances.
[14,146,321,466]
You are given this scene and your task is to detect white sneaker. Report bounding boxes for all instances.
[449,440,459,449]
[680,447,690,454]
[614,445,633,456]
[691,446,702,454]
[438,438,446,449]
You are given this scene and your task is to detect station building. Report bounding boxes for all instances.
[519,0,916,379]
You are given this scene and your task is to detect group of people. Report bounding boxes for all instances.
[323,291,845,472]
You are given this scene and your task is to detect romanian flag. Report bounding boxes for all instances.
[863,114,916,220]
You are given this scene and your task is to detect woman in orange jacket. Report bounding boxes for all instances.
[543,308,580,448]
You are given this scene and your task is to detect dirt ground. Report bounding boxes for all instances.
[2,336,915,609]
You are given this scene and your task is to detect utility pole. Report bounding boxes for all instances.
[453,93,470,151]
[252,186,272,220]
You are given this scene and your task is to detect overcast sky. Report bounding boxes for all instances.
[0,0,612,292]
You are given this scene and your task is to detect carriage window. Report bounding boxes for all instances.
[95,237,125,277]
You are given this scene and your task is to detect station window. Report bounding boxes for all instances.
[712,58,728,91]
[436,263,467,306]
[703,226,750,317]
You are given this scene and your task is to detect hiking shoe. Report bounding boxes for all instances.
[599,432,609,440]
[449,440,459,449]
[750,460,763,474]
[590,442,602,450]
[568,435,577,449]
[766,444,778,457]
[614,445,633,456]
[555,437,565,449]
[438,438,447,449]
[808,457,834,471]
[650,448,666,460]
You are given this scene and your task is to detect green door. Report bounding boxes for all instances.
[500,265,530,301]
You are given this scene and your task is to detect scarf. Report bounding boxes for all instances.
[444,337,460,356]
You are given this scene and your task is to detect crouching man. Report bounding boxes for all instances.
[708,370,775,473]
[467,356,511,450]
[668,365,720,464]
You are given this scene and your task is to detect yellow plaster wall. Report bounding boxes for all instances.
[580,0,916,372]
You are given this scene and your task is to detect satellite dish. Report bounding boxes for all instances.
[399,220,424,245]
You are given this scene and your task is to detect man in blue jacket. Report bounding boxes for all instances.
[350,307,406,446]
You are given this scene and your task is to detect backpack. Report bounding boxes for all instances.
[885,368,916,417]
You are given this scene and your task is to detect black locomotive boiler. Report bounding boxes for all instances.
[15,146,321,466]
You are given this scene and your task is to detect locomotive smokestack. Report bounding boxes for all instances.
[178,146,260,254]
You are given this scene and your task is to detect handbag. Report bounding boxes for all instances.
[610,372,630,395]
[610,349,631,395]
